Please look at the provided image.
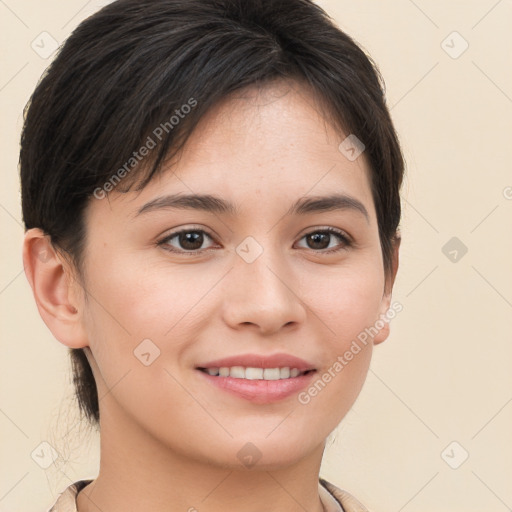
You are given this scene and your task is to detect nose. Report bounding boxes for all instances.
[221,247,307,336]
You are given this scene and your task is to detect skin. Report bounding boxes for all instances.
[23,79,399,512]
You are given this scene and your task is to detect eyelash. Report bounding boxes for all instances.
[157,226,353,256]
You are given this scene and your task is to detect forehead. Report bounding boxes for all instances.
[88,80,375,224]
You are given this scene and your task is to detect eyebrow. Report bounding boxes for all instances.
[135,192,369,222]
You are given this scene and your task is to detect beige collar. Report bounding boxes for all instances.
[48,478,369,512]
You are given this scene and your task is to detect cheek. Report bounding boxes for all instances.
[80,258,205,441]
[294,267,382,433]
[80,252,223,386]
[296,258,384,401]
[84,251,204,337]
[301,258,386,342]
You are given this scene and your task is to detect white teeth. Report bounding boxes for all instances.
[245,367,263,380]
[230,366,245,378]
[263,368,281,380]
[219,367,230,377]
[202,366,307,380]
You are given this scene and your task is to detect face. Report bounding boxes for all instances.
[75,80,396,469]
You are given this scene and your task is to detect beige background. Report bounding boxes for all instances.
[1,1,511,510]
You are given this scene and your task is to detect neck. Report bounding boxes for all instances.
[76,407,327,512]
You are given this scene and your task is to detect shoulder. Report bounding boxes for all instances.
[320,477,372,512]
[47,479,93,512]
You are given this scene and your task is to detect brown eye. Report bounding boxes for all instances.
[306,232,331,250]
[297,228,352,253]
[159,229,216,254]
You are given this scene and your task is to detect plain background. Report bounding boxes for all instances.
[1,1,511,510]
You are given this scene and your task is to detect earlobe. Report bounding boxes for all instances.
[22,228,88,349]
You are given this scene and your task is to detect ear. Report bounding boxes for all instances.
[373,234,401,345]
[22,228,89,349]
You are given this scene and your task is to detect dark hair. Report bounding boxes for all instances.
[20,0,404,427]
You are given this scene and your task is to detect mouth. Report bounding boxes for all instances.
[197,366,315,380]
[195,353,317,403]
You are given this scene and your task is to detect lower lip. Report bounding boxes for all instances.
[197,369,317,404]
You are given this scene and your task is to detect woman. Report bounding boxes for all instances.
[20,0,404,510]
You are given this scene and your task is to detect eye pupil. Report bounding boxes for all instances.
[307,232,330,250]
[179,231,203,250]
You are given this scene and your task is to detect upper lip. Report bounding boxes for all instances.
[196,353,316,372]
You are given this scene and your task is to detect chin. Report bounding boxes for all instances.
[223,433,322,470]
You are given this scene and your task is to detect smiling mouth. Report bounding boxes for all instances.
[197,366,316,380]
